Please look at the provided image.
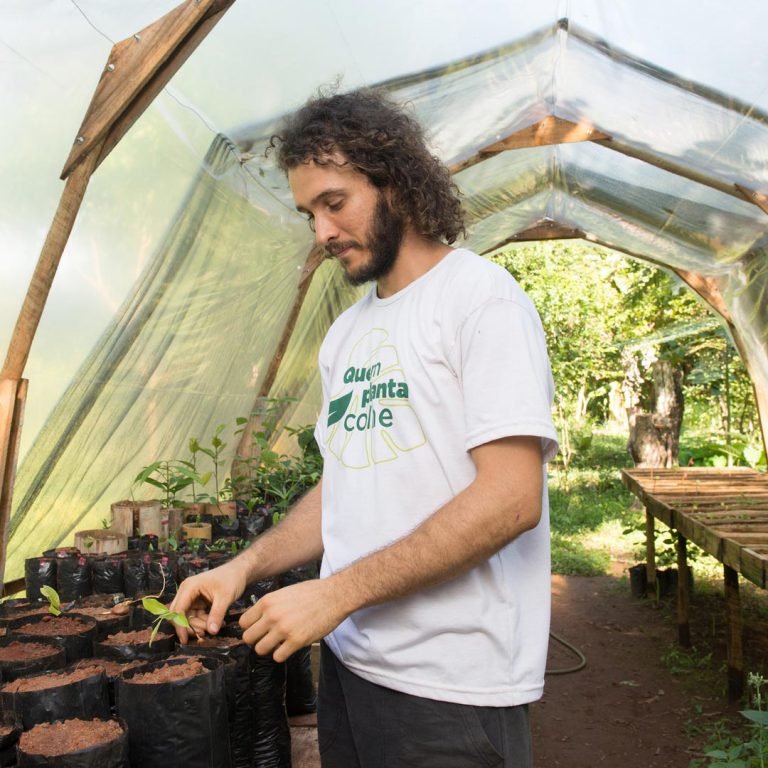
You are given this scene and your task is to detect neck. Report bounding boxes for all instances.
[376,232,453,298]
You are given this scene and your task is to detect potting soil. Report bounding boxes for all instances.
[18,718,128,768]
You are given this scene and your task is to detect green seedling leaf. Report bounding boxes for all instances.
[149,620,161,646]
[142,597,169,616]
[740,708,768,726]
[40,585,61,616]
[141,477,167,491]
[167,611,191,629]
[134,462,163,484]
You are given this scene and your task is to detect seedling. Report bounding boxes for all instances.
[141,596,191,645]
[40,585,61,616]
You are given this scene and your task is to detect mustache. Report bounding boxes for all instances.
[325,241,360,258]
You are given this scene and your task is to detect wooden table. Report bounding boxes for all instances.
[621,466,768,700]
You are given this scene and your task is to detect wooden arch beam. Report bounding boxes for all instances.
[449,114,768,219]
[62,0,235,179]
[449,116,608,175]
[479,218,584,253]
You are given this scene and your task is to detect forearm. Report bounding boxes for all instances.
[231,481,324,583]
[329,438,543,616]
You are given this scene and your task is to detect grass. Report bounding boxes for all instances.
[548,429,638,576]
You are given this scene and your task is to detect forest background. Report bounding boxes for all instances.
[492,241,766,578]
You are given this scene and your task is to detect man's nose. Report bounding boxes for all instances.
[314,214,338,246]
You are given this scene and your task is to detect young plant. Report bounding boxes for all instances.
[40,585,61,617]
[198,424,228,504]
[134,460,191,509]
[141,597,191,646]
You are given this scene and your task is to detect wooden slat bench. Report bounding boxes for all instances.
[621,466,768,700]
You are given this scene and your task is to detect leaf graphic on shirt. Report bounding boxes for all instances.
[326,328,427,469]
[327,392,353,427]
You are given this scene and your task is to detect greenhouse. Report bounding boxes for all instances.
[2,1,768,764]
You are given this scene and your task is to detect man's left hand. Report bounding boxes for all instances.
[240,579,346,663]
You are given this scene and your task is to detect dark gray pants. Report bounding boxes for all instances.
[318,641,533,768]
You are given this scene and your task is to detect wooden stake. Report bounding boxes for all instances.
[234,245,327,461]
[724,565,744,701]
[0,379,27,593]
[676,533,691,647]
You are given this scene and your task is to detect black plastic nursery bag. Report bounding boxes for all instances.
[56,556,92,602]
[24,558,57,602]
[116,656,231,768]
[0,670,110,730]
[17,718,129,768]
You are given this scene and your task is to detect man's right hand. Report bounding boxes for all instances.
[169,559,248,643]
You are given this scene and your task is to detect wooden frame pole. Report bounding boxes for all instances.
[0,380,27,594]
[0,0,236,592]
[233,245,327,461]
[676,533,691,647]
[724,565,744,701]
[645,510,657,592]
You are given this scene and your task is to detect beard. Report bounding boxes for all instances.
[342,193,405,286]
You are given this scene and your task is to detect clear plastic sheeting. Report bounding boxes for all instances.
[3,0,768,576]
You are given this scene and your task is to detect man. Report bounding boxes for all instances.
[171,88,558,767]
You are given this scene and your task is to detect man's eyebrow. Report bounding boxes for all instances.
[295,188,345,214]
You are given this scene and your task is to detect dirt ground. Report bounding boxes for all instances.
[291,572,751,768]
[530,574,740,768]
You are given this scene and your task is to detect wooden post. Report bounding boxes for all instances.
[233,245,327,462]
[676,533,691,648]
[0,0,236,592]
[724,565,744,701]
[1,150,102,382]
[645,509,657,591]
[0,379,27,593]
[0,145,101,591]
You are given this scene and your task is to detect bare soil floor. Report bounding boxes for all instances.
[291,573,752,768]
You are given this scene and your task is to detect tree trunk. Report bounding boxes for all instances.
[627,360,684,467]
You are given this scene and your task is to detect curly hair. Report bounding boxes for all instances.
[268,88,465,244]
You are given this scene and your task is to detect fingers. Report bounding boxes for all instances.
[240,594,307,663]
[205,594,230,636]
[169,573,227,642]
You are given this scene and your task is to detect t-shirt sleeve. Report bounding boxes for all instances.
[452,297,559,462]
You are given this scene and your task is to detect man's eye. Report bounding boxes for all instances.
[328,201,343,212]
[305,216,316,232]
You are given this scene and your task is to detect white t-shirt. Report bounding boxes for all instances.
[314,248,558,706]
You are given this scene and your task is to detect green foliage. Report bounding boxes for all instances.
[133,460,202,509]
[691,673,768,768]
[550,534,610,576]
[230,398,323,523]
[40,585,61,616]
[679,433,767,469]
[548,430,635,576]
[141,596,190,646]
[492,242,758,441]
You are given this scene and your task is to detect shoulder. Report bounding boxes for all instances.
[439,249,539,321]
